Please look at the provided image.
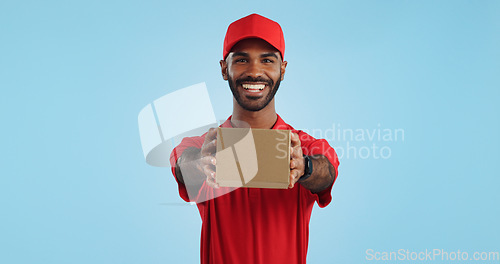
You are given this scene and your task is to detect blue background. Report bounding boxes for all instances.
[1,0,499,263]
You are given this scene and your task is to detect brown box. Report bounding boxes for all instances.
[216,128,291,189]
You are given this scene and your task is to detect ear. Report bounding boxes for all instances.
[220,59,228,80]
[280,60,288,81]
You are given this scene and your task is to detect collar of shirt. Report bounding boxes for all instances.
[220,114,291,130]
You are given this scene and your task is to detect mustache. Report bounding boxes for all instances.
[235,77,273,86]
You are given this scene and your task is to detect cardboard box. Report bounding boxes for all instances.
[216,127,291,189]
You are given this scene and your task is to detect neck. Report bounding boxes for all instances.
[231,99,277,129]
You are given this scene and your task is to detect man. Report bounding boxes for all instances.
[169,14,339,264]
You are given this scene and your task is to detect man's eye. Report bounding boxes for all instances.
[262,59,274,63]
[235,58,247,63]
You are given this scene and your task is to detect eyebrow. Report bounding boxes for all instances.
[260,53,279,59]
[231,52,279,59]
[232,52,249,57]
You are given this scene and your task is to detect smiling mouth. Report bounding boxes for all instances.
[242,83,265,93]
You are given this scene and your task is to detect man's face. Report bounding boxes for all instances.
[220,38,287,112]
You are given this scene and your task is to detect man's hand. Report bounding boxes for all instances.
[288,132,336,193]
[200,128,219,188]
[175,128,219,189]
[289,132,305,188]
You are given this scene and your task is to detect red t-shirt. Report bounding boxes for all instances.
[169,115,339,264]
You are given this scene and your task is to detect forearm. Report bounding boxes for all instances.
[174,147,205,188]
[298,154,336,193]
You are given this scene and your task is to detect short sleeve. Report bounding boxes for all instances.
[169,136,205,202]
[301,136,340,208]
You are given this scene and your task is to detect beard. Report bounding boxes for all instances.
[228,72,282,112]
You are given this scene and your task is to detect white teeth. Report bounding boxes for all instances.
[242,84,265,90]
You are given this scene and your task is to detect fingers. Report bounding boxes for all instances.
[201,156,218,188]
[204,165,219,188]
[290,132,300,147]
[201,128,218,156]
[198,128,219,188]
[201,154,216,166]
[289,132,304,189]
[201,138,217,156]
[290,133,303,159]
[288,169,301,188]
[200,146,218,188]
[290,146,303,162]
[290,157,302,170]
[206,127,218,141]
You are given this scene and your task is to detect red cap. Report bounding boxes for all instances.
[223,14,285,60]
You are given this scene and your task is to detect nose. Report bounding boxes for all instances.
[245,61,264,78]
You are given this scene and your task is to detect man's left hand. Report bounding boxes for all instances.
[289,132,305,188]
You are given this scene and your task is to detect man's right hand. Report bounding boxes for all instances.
[199,128,218,188]
[175,127,219,189]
